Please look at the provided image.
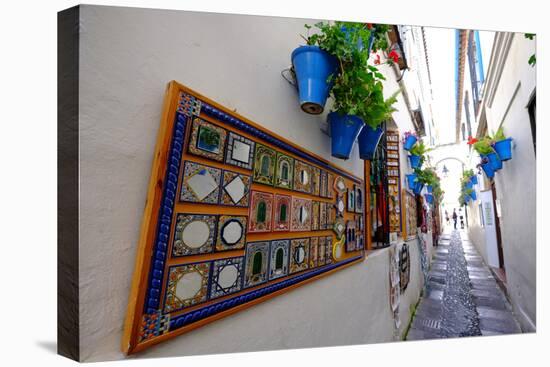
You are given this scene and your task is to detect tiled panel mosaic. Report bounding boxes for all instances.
[225,132,255,170]
[188,118,227,162]
[180,161,221,204]
[220,170,251,207]
[172,214,216,257]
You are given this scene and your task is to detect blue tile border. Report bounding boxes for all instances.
[200,103,362,184]
[168,254,362,332]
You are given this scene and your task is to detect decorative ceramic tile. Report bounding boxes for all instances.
[225,132,255,170]
[334,176,347,195]
[164,262,211,313]
[273,194,291,231]
[177,92,202,117]
[220,170,251,207]
[311,201,320,230]
[318,236,326,266]
[274,152,294,190]
[332,234,344,262]
[253,144,276,185]
[210,257,244,299]
[327,173,335,199]
[172,214,216,257]
[320,170,328,198]
[293,160,313,194]
[180,161,221,204]
[319,202,328,230]
[336,194,345,217]
[325,236,333,264]
[356,215,364,232]
[356,233,364,251]
[328,203,336,228]
[268,239,290,280]
[333,217,345,239]
[290,196,312,232]
[347,188,355,212]
[216,216,247,251]
[345,220,357,252]
[309,237,319,268]
[248,191,273,233]
[289,238,310,274]
[244,241,270,288]
[139,311,170,342]
[188,118,228,162]
[354,185,364,213]
[311,166,321,196]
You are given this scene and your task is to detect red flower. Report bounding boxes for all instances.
[467,136,478,145]
[374,54,381,65]
[366,23,373,30]
[388,50,399,63]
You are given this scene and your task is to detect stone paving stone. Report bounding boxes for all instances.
[479,317,521,334]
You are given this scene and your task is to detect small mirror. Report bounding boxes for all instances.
[221,220,243,246]
[295,247,305,264]
[232,140,251,163]
[300,169,309,185]
[299,206,309,224]
[182,220,210,248]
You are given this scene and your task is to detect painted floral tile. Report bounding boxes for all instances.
[327,173,335,199]
[253,143,276,185]
[311,201,320,231]
[209,257,245,299]
[355,184,364,213]
[319,202,328,230]
[345,220,357,252]
[225,131,255,170]
[180,161,221,204]
[289,238,310,274]
[347,188,355,212]
[188,118,227,162]
[220,170,251,207]
[248,191,274,233]
[268,240,290,280]
[290,196,312,232]
[216,215,247,251]
[273,194,291,231]
[172,214,216,257]
[164,261,211,313]
[334,176,347,195]
[311,166,321,196]
[274,152,294,190]
[318,236,326,266]
[243,241,270,288]
[293,160,313,194]
[309,237,319,268]
[325,236,333,264]
[320,170,328,198]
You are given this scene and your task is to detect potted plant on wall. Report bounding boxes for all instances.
[491,127,513,161]
[471,137,499,177]
[402,131,418,151]
[408,140,431,170]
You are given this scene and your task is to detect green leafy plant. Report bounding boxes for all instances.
[304,22,400,129]
[472,137,495,155]
[525,33,536,66]
[492,126,506,142]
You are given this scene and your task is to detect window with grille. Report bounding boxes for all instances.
[369,123,390,248]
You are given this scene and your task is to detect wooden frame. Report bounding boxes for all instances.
[122,81,366,354]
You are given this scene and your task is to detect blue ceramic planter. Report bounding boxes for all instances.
[481,160,495,178]
[403,135,417,151]
[409,154,422,169]
[358,124,384,160]
[427,185,433,193]
[470,175,478,185]
[291,46,339,115]
[341,26,364,51]
[413,182,424,195]
[484,152,503,171]
[469,191,477,201]
[494,138,513,161]
[465,180,474,190]
[328,112,364,160]
[406,173,417,191]
[425,193,434,204]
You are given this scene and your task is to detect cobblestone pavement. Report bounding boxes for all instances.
[406,230,522,340]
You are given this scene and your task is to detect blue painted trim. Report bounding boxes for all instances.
[144,112,188,314]
[474,30,485,84]
[200,103,361,184]
[168,254,362,331]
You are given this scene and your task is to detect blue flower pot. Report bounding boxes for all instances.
[427,185,433,193]
[469,191,477,201]
[470,175,478,185]
[494,138,513,161]
[403,135,417,151]
[341,26,364,51]
[292,46,339,115]
[409,154,422,169]
[425,193,434,204]
[328,112,364,160]
[358,124,384,160]
[406,173,417,191]
[485,152,503,171]
[413,182,424,195]
[465,180,474,189]
[481,160,495,178]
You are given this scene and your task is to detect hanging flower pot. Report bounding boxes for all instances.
[427,185,433,193]
[465,180,474,190]
[403,135,418,151]
[481,160,495,179]
[357,124,384,160]
[406,173,417,191]
[413,182,424,195]
[483,152,503,171]
[328,112,364,160]
[291,46,339,115]
[469,191,477,201]
[470,175,478,185]
[425,193,434,204]
[408,154,422,169]
[493,138,513,161]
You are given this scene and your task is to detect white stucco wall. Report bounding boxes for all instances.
[76,5,428,362]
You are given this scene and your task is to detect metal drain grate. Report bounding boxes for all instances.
[420,318,441,329]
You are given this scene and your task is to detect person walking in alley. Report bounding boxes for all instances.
[452,209,457,229]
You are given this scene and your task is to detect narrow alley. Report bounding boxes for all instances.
[407,230,521,339]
